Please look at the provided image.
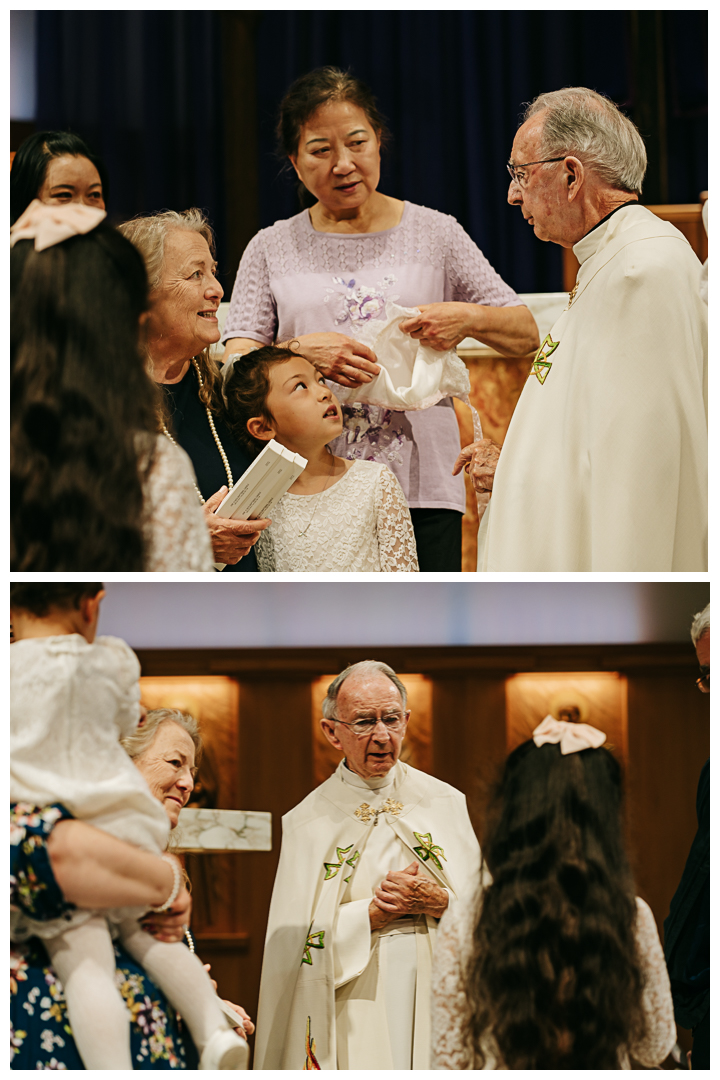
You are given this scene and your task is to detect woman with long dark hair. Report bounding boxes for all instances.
[431,718,676,1069]
[11,202,213,570]
[11,130,108,225]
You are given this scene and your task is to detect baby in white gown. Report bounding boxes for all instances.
[10,585,246,1070]
[221,346,419,572]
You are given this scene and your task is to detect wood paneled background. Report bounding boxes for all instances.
[137,642,708,1056]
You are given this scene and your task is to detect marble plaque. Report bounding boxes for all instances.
[173,808,272,853]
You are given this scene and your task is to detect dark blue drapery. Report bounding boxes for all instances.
[35,10,707,294]
[35,11,227,268]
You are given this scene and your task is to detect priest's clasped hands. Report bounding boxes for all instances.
[368,860,449,930]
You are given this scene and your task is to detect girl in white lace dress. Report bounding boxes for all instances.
[222,347,418,572]
[431,719,676,1070]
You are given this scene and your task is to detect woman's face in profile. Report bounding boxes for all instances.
[38,154,105,210]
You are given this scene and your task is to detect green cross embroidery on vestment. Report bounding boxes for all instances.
[323,844,355,880]
[302,929,326,965]
[531,334,560,384]
[412,831,447,871]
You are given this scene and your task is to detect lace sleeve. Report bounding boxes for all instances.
[255,526,276,572]
[375,466,419,572]
[628,897,677,1066]
[140,436,214,571]
[431,900,474,1069]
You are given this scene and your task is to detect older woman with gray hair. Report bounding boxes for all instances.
[467,85,707,572]
[119,210,269,571]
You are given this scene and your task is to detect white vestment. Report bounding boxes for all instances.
[254,760,481,1070]
[478,204,708,571]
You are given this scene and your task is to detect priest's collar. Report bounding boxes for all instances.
[573,201,645,266]
[582,199,640,239]
[340,758,396,791]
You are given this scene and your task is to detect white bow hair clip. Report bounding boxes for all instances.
[532,715,607,755]
[11,199,107,252]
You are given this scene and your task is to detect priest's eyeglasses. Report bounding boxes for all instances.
[333,713,408,736]
[696,666,710,693]
[507,157,565,185]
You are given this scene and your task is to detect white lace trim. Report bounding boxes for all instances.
[139,435,214,571]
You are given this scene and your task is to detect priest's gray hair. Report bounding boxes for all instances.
[524,87,647,195]
[121,708,202,764]
[690,602,710,646]
[322,661,408,720]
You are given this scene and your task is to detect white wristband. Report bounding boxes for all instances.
[149,854,182,912]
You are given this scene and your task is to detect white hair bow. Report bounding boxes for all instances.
[532,715,606,755]
[10,199,106,251]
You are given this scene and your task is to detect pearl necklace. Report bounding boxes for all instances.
[161,359,234,506]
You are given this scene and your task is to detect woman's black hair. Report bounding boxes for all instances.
[11,222,162,570]
[462,739,646,1069]
[10,130,109,225]
[276,66,390,209]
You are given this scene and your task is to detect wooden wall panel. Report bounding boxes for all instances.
[432,675,508,837]
[626,674,709,933]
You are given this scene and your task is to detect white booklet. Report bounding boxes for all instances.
[213,438,307,571]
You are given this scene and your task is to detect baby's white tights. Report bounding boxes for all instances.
[45,914,231,1070]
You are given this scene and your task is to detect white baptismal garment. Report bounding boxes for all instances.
[335,300,473,413]
[259,459,419,572]
[254,760,481,1070]
[11,634,170,937]
[431,894,676,1069]
[478,204,708,571]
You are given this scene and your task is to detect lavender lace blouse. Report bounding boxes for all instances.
[222,202,524,512]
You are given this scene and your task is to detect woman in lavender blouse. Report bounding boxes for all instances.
[222,67,538,571]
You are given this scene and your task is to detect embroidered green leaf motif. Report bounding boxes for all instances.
[412,831,446,871]
[323,844,355,880]
[531,334,559,384]
[343,849,361,883]
[302,929,326,966]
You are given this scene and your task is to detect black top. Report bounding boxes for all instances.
[162,364,258,573]
[663,758,710,1029]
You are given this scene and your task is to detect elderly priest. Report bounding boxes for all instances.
[253,661,480,1070]
[469,87,707,571]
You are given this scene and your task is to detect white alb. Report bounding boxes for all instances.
[259,459,419,573]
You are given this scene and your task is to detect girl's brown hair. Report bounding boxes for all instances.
[221,345,306,457]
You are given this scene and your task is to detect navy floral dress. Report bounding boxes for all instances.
[10,803,198,1070]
